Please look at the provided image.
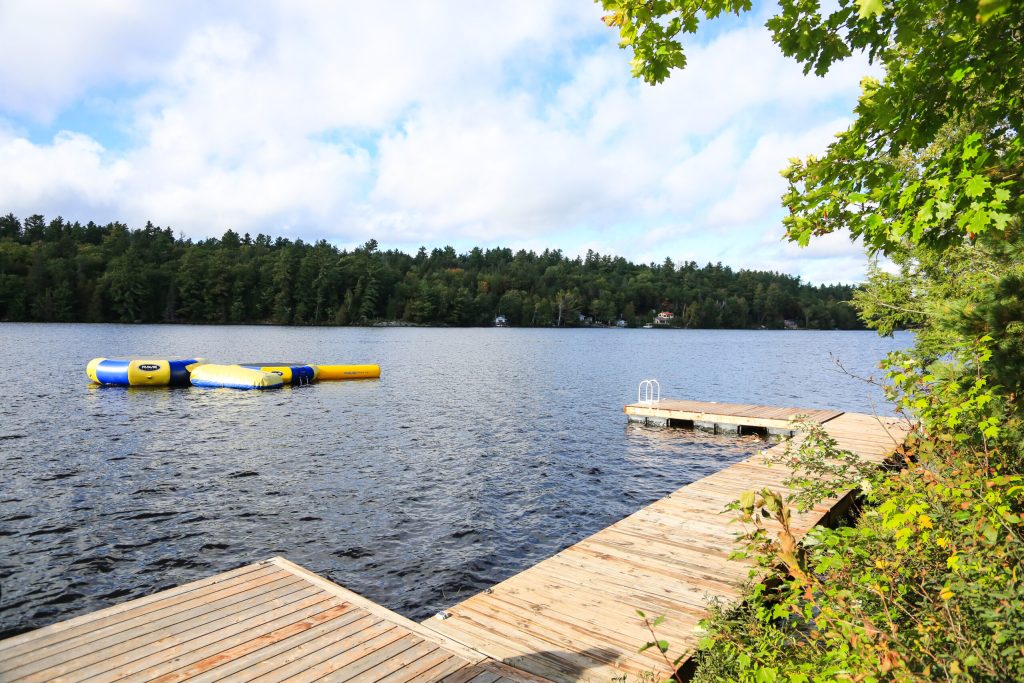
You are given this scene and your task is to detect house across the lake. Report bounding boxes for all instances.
[654,311,674,326]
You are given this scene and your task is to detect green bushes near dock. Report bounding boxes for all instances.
[603,0,1024,679]
[692,352,1024,682]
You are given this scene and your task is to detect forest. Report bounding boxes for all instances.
[0,213,861,329]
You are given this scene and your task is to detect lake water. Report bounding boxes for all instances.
[0,324,912,637]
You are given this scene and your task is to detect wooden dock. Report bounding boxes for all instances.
[0,557,546,683]
[0,399,909,683]
[422,403,907,682]
[624,398,844,435]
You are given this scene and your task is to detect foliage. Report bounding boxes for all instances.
[0,213,861,329]
[603,1,1023,255]
[764,420,883,514]
[854,231,1024,401]
[601,0,1024,680]
[692,343,1024,683]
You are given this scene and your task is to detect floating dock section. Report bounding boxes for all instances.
[0,399,909,683]
[624,397,843,437]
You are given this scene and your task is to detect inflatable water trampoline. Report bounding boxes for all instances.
[189,364,285,390]
[86,358,206,387]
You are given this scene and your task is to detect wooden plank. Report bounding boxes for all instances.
[440,665,503,683]
[0,562,280,660]
[490,572,704,642]
[143,602,357,683]
[372,644,461,682]
[427,608,628,683]
[450,591,670,673]
[270,557,487,665]
[383,650,469,683]
[106,591,342,681]
[112,602,365,682]
[484,660,557,683]
[314,633,426,682]
[8,579,318,682]
[216,615,395,682]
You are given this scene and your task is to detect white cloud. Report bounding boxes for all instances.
[0,1,876,282]
[706,119,848,227]
[0,1,207,122]
[0,129,131,217]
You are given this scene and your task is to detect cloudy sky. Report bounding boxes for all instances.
[0,1,875,283]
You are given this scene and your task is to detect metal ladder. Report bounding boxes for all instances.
[637,379,660,405]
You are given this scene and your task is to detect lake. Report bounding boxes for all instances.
[0,324,912,637]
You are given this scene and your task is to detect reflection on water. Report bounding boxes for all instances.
[0,324,910,637]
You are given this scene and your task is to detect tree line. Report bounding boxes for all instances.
[0,213,861,329]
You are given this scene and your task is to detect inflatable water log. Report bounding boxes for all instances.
[189,364,284,390]
[240,363,318,385]
[316,364,381,380]
[87,358,206,387]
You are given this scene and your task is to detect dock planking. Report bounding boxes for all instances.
[423,402,909,683]
[623,398,844,431]
[0,557,547,683]
[0,399,909,683]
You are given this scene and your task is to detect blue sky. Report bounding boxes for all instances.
[0,1,875,283]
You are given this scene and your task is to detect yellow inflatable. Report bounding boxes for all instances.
[190,364,284,390]
[316,364,381,380]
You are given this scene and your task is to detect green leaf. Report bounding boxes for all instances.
[978,0,1011,22]
[968,208,991,233]
[855,0,884,19]
[964,175,990,198]
[950,67,971,83]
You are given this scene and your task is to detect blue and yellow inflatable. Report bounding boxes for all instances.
[86,358,206,387]
[240,363,319,385]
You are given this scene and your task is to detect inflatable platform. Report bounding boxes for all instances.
[189,364,284,390]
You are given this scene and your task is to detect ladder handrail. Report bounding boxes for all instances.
[638,379,660,405]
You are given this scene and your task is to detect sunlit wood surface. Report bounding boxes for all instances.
[424,406,908,682]
[0,557,548,683]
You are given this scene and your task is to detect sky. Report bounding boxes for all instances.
[0,1,877,284]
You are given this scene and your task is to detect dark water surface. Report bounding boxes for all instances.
[0,324,911,636]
